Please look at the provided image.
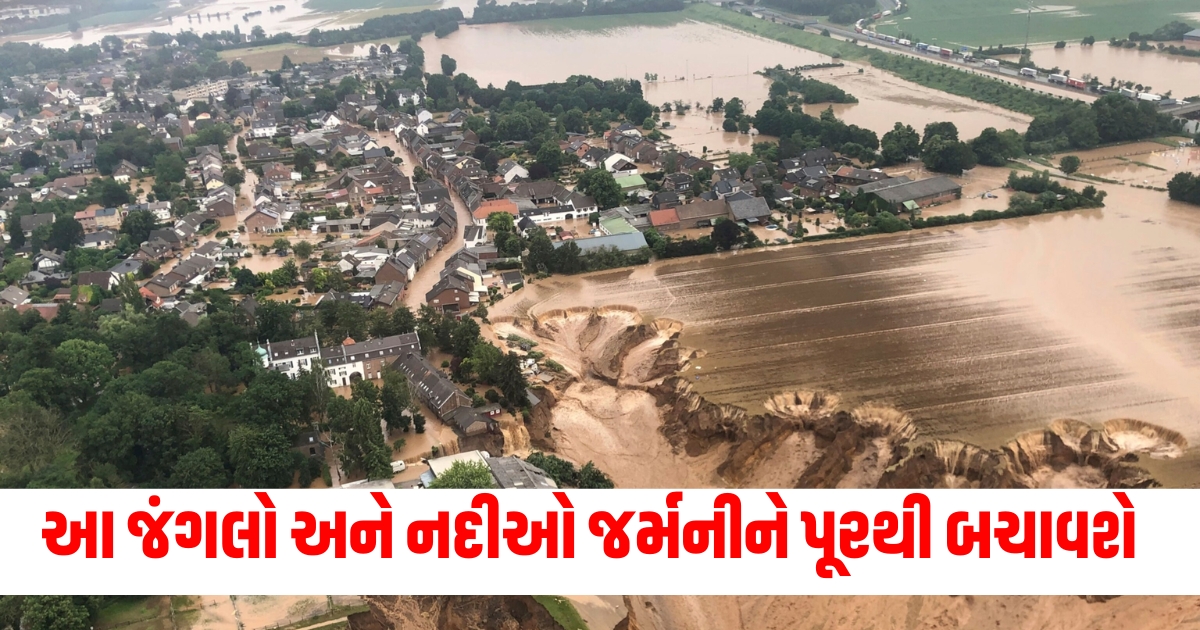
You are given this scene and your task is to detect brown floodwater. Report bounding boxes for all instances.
[496,148,1200,485]
[415,20,1032,151]
[1027,42,1200,99]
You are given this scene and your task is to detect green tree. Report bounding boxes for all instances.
[624,98,652,124]
[46,217,84,251]
[880,122,920,166]
[576,168,622,210]
[292,240,314,260]
[54,340,114,409]
[120,209,157,244]
[0,392,73,482]
[328,397,392,479]
[535,143,563,173]
[711,218,741,251]
[95,179,130,207]
[381,369,412,432]
[228,426,295,488]
[921,121,959,147]
[440,54,457,76]
[20,596,90,630]
[170,447,229,488]
[1059,155,1081,174]
[493,351,528,406]
[577,461,615,488]
[525,229,556,274]
[427,460,495,489]
[154,152,187,184]
[725,152,756,177]
[920,135,978,175]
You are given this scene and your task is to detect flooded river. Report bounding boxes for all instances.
[496,145,1200,485]
[416,19,1031,151]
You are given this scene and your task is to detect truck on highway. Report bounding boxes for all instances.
[1119,87,1137,98]
[1019,67,1038,78]
[1048,74,1068,84]
[939,48,952,57]
[926,45,941,54]
[898,38,911,46]
[915,42,929,51]
[983,58,1000,68]
[1065,77,1087,89]
[1137,92,1162,102]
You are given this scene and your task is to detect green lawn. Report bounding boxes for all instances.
[873,0,1199,48]
[684,4,870,60]
[532,596,588,630]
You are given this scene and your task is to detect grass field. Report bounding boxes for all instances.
[219,43,346,71]
[873,0,1199,48]
[684,4,870,59]
[532,596,589,630]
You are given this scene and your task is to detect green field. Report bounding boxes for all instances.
[684,4,870,60]
[873,0,1199,48]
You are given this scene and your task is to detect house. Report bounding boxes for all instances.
[19,212,55,237]
[727,193,772,224]
[76,271,119,290]
[0,285,29,307]
[661,172,694,193]
[799,147,838,168]
[113,160,139,183]
[425,273,475,313]
[650,191,680,210]
[472,198,519,226]
[496,159,529,183]
[390,352,473,424]
[34,250,65,272]
[319,333,423,385]
[94,207,121,230]
[463,225,488,248]
[501,270,524,290]
[81,229,116,249]
[484,456,557,489]
[110,258,145,276]
[833,166,890,187]
[649,208,681,232]
[244,207,282,233]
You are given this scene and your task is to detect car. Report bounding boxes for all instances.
[390,460,407,473]
[765,224,780,230]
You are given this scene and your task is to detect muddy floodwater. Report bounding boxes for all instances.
[497,162,1200,484]
[416,20,1031,151]
[1027,42,1200,98]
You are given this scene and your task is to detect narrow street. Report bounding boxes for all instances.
[367,129,474,309]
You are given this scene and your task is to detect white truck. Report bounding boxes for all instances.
[1137,92,1162,102]
[983,58,1000,68]
[1019,67,1038,78]
[1048,73,1068,84]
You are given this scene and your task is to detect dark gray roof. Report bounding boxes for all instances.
[553,231,648,253]
[853,176,912,195]
[727,195,771,221]
[866,176,962,204]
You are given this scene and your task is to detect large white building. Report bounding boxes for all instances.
[255,332,421,386]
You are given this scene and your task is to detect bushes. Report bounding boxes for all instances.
[525,452,616,488]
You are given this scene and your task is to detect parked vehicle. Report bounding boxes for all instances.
[939,48,952,57]
[926,45,941,54]
[898,38,911,46]
[391,460,407,473]
[916,42,929,51]
[1137,92,1162,102]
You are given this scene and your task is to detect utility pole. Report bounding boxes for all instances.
[1023,2,1032,57]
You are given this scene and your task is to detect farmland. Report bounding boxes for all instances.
[872,0,1199,48]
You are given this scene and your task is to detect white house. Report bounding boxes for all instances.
[250,118,277,139]
[497,159,529,184]
[416,109,434,124]
[603,152,636,173]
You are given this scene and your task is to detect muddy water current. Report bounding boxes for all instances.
[499,176,1200,484]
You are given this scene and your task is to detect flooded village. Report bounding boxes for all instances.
[1,0,1200,628]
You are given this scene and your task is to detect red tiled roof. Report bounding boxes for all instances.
[473,198,518,220]
[649,208,680,227]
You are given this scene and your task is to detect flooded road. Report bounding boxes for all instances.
[494,153,1200,484]
[1027,42,1200,98]
[416,19,1031,151]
